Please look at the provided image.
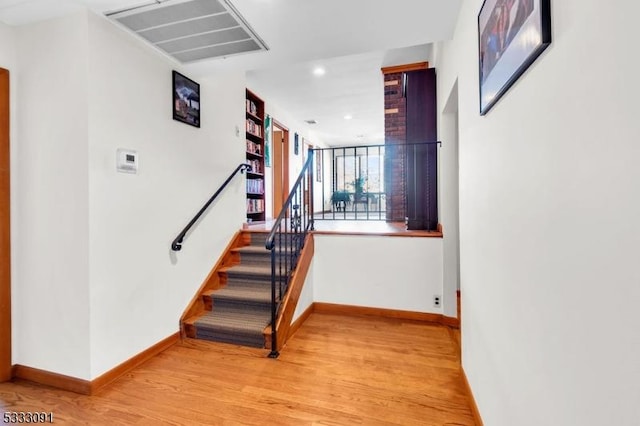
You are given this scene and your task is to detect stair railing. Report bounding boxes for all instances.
[265,149,315,358]
[172,163,251,251]
[313,141,441,228]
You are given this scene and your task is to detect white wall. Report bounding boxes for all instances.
[0,22,16,151]
[313,235,443,313]
[11,10,246,380]
[86,12,245,378]
[14,12,91,379]
[292,261,314,322]
[0,23,15,68]
[435,1,640,424]
[438,81,460,318]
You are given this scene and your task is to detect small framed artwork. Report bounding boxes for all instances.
[478,0,551,115]
[172,70,200,127]
[294,133,299,155]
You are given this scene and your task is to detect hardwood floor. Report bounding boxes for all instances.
[0,314,475,425]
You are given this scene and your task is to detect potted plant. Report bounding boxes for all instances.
[352,176,367,203]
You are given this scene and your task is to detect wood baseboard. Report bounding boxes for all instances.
[461,366,484,426]
[13,332,179,395]
[13,365,91,395]
[313,302,459,328]
[91,332,179,394]
[314,302,441,322]
[287,304,314,341]
[441,315,460,328]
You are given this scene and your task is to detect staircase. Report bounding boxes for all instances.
[182,229,313,352]
[177,155,315,353]
[185,232,274,348]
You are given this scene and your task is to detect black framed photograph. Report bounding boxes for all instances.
[172,70,200,127]
[478,0,551,115]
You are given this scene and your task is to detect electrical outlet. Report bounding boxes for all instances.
[433,295,441,307]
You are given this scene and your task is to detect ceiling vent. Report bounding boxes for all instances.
[106,0,268,63]
[304,119,318,125]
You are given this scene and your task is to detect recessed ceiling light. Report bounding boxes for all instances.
[313,67,326,76]
[344,115,353,120]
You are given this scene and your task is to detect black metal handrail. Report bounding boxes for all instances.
[265,149,315,358]
[171,163,251,251]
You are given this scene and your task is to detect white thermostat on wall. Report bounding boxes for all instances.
[116,148,138,174]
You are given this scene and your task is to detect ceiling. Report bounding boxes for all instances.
[0,0,462,146]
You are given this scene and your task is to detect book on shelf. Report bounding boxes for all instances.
[245,90,264,220]
[246,99,258,115]
[246,139,262,155]
[247,159,262,174]
[246,178,264,194]
[245,119,262,137]
[246,198,265,214]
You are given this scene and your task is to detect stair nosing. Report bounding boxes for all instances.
[220,265,272,276]
[212,288,271,304]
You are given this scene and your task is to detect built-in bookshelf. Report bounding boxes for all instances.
[245,89,265,222]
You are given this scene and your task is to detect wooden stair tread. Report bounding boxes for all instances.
[192,303,271,348]
[213,286,271,303]
[220,264,272,276]
[231,245,270,254]
[196,310,269,323]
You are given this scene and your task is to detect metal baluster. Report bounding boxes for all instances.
[269,234,278,358]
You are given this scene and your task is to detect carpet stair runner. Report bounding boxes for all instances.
[192,232,287,348]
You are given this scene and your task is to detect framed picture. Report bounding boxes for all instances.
[172,70,200,127]
[294,133,299,155]
[478,0,551,115]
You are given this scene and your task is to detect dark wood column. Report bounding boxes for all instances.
[382,63,438,230]
[405,68,438,230]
